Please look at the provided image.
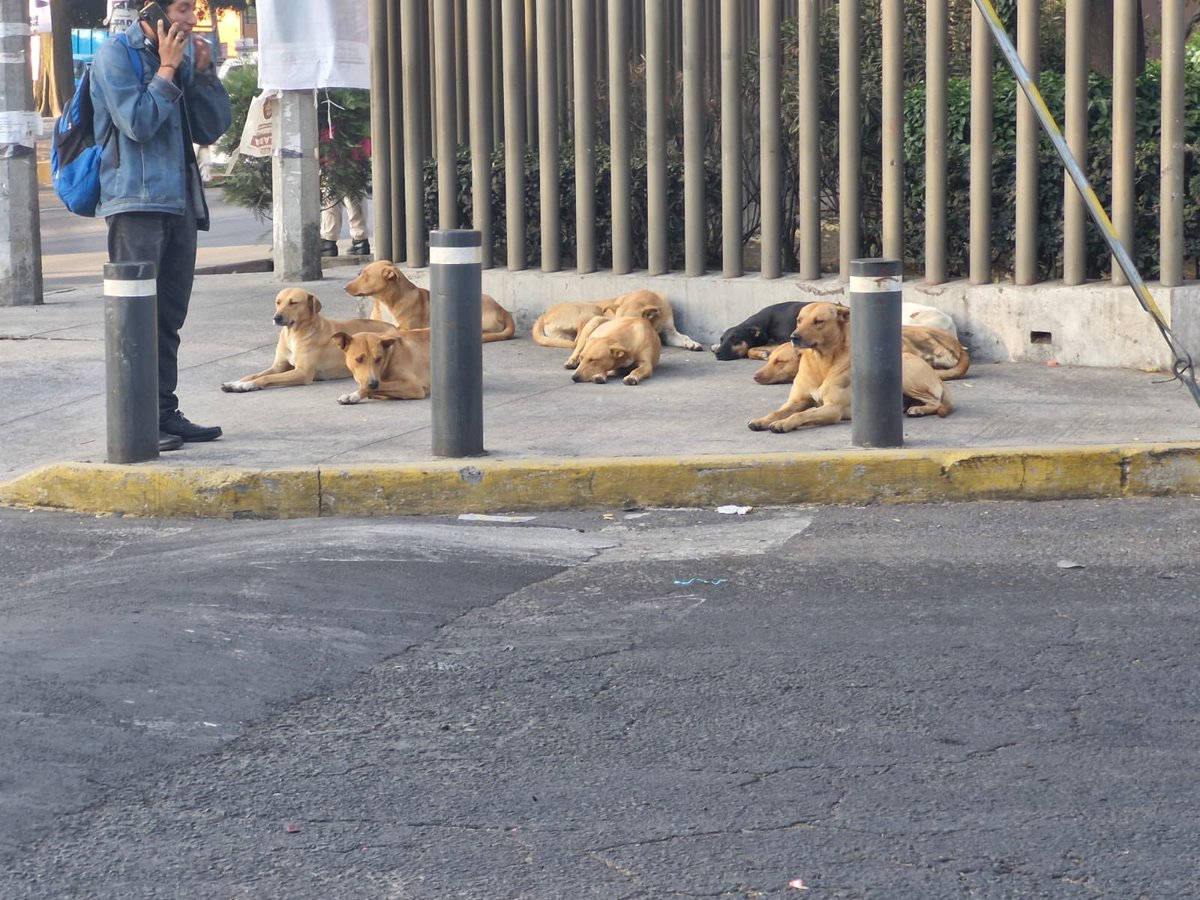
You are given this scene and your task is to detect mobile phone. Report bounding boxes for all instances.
[138,2,171,47]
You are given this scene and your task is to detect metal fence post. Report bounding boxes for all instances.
[103,261,159,463]
[430,229,484,457]
[849,258,903,449]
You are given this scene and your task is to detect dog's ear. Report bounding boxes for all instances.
[749,326,764,341]
[308,293,323,315]
[380,337,396,351]
[383,264,398,281]
[332,332,351,351]
[610,347,629,364]
[640,306,662,323]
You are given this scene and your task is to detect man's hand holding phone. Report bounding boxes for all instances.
[155,21,187,77]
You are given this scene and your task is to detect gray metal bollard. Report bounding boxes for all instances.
[429,229,485,457]
[849,258,904,448]
[103,261,159,463]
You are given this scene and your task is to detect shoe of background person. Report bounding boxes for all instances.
[348,238,371,257]
[321,240,339,257]
[159,432,183,452]
[160,411,223,442]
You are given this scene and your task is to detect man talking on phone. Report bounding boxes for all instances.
[91,1,232,451]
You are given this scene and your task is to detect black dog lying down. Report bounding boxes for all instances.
[711,300,810,360]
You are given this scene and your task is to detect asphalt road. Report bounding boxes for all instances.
[2,497,1198,898]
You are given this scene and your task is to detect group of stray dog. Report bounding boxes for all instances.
[220,260,969,432]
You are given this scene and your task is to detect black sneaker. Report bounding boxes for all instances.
[159,431,183,452]
[161,411,223,442]
[348,239,371,257]
[321,239,339,257]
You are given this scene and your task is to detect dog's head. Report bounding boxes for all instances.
[273,288,321,327]
[713,324,765,360]
[572,339,630,384]
[611,290,665,326]
[333,330,396,391]
[344,260,404,297]
[752,342,802,384]
[790,303,849,351]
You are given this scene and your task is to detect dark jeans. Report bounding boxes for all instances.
[106,209,198,424]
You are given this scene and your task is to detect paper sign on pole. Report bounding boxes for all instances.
[255,0,369,90]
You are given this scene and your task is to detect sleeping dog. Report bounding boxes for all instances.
[712,301,809,360]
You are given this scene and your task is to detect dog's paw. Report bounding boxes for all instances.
[337,392,362,405]
[563,358,580,370]
[768,421,794,433]
[747,418,770,431]
[623,374,641,385]
[220,380,257,393]
[682,339,704,351]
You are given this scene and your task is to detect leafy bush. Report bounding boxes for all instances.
[215,66,371,221]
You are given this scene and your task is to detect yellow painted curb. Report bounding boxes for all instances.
[0,464,320,519]
[1,444,1198,519]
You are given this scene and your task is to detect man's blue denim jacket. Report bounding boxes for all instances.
[89,22,232,226]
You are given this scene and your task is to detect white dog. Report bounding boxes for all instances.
[902,302,958,340]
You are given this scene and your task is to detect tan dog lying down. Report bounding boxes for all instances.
[331,329,431,404]
[221,289,400,392]
[565,315,662,385]
[532,299,618,347]
[532,289,703,351]
[748,303,952,432]
[751,323,970,385]
[344,260,515,342]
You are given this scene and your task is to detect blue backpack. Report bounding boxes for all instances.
[51,34,142,216]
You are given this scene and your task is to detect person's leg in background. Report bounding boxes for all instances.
[320,199,343,257]
[347,196,370,257]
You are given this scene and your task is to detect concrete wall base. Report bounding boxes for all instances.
[408,267,1200,371]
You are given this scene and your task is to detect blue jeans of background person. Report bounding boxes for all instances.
[106,207,198,425]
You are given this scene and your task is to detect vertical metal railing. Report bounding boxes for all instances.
[467,0,493,267]
[1014,0,1039,285]
[720,0,742,278]
[1063,0,1087,285]
[368,1,1191,292]
[1111,0,1137,288]
[796,0,820,281]
[501,0,526,271]
[969,1,992,286]
[572,0,595,274]
[925,0,948,285]
[682,0,705,277]
[536,0,560,272]
[385,0,404,263]
[759,0,782,280]
[646,0,668,275]
[434,0,456,229]
[838,0,861,280]
[608,0,631,274]
[1160,0,1185,288]
[400,0,426,266]
[881,0,904,262]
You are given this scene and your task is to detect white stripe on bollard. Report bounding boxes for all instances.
[429,245,482,266]
[103,278,158,297]
[848,275,903,294]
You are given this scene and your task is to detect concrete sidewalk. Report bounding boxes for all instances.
[3,265,1200,518]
